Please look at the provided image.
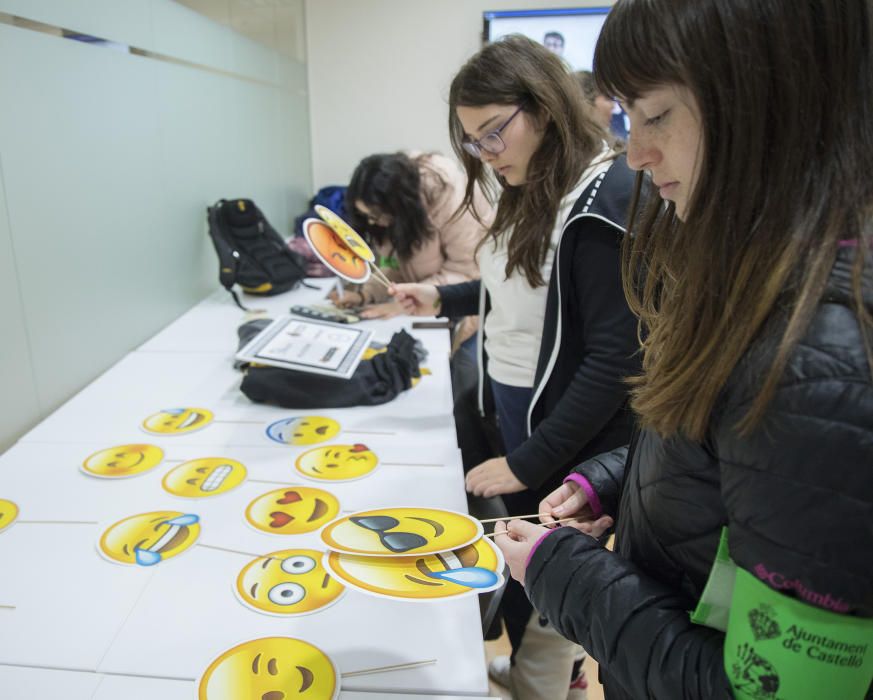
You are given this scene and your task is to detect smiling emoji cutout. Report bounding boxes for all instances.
[162,457,247,498]
[321,507,482,557]
[235,548,345,616]
[303,218,369,283]
[198,637,338,700]
[0,498,19,534]
[99,510,200,566]
[266,416,341,446]
[325,537,504,601]
[245,487,340,535]
[81,444,164,478]
[295,444,378,482]
[141,407,213,435]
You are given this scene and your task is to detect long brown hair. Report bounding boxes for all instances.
[449,35,602,287]
[595,0,873,440]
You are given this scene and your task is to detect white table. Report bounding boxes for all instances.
[0,282,492,696]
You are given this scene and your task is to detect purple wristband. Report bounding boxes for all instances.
[525,528,559,569]
[563,473,603,519]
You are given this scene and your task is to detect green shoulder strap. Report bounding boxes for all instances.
[691,528,873,699]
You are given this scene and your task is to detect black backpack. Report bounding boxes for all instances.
[207,198,307,309]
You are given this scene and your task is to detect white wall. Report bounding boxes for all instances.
[0,0,312,452]
[305,0,615,188]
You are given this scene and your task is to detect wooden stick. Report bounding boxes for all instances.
[483,516,582,537]
[0,605,15,610]
[345,429,395,435]
[213,419,265,424]
[479,512,550,524]
[341,658,437,678]
[19,520,98,525]
[197,543,270,559]
[368,262,393,288]
[381,462,444,468]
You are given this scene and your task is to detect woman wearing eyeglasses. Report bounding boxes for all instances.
[392,35,640,699]
[330,151,492,321]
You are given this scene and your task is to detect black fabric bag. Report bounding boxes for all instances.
[236,320,422,408]
[207,198,307,309]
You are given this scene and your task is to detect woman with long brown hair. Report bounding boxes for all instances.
[496,2,873,698]
[392,35,640,698]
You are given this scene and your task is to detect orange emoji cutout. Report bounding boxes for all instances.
[302,218,369,283]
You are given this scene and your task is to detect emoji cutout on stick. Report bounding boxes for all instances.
[303,218,369,283]
[81,444,164,479]
[142,407,213,435]
[99,510,200,566]
[266,416,341,446]
[246,486,340,535]
[295,444,378,482]
[321,507,482,557]
[0,498,19,534]
[325,536,504,601]
[314,205,375,262]
[198,637,338,700]
[162,457,247,498]
[236,548,345,616]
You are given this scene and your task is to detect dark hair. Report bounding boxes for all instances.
[595,0,873,440]
[574,70,599,104]
[345,152,444,260]
[449,35,602,286]
[543,31,565,46]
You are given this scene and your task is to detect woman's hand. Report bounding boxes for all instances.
[539,481,613,536]
[389,283,441,316]
[465,457,526,498]
[359,301,404,319]
[328,288,364,309]
[494,516,614,586]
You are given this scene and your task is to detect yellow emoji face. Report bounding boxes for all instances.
[142,407,213,435]
[0,498,19,534]
[266,416,341,446]
[245,487,340,535]
[325,537,504,600]
[320,508,482,556]
[81,444,164,478]
[162,457,247,498]
[99,510,200,566]
[235,548,345,616]
[198,637,337,700]
[295,444,378,482]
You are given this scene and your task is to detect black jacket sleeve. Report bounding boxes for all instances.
[527,528,733,699]
[506,220,640,489]
[572,444,628,517]
[436,279,480,318]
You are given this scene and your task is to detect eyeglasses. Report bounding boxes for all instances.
[351,515,428,553]
[461,106,524,159]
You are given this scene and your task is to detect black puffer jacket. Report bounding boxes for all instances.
[525,248,873,699]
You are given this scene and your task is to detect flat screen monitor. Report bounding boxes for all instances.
[482,7,611,71]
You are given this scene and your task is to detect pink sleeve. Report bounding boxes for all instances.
[564,473,603,518]
[525,528,560,569]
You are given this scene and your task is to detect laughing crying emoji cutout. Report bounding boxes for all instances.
[235,548,345,616]
[141,407,213,435]
[245,487,340,535]
[198,637,338,700]
[320,507,482,557]
[295,444,378,482]
[162,457,247,498]
[81,444,164,478]
[266,416,341,446]
[324,537,503,601]
[99,510,200,566]
[0,498,19,534]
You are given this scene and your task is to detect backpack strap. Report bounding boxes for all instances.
[206,200,249,310]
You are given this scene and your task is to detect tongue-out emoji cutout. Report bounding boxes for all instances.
[245,486,340,535]
[295,443,378,482]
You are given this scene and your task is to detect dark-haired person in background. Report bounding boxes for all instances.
[496,1,873,698]
[392,35,640,699]
[330,151,490,320]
